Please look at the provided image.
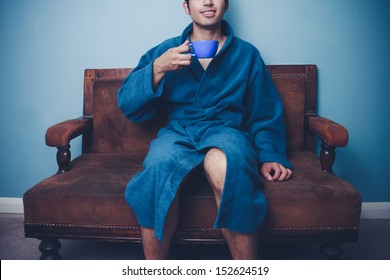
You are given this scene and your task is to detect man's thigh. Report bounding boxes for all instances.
[200,126,258,164]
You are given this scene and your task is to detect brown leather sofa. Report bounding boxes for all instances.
[23,65,362,259]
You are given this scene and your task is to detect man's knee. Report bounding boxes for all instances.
[204,148,227,193]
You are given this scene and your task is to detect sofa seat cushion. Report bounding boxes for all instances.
[24,151,361,241]
[261,152,361,240]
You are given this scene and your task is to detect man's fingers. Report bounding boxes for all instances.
[264,163,281,182]
[262,170,273,181]
[177,53,192,61]
[261,162,293,182]
[286,169,292,180]
[278,165,289,181]
[260,165,273,181]
[171,41,192,67]
[171,54,192,69]
[271,165,281,181]
[175,40,191,53]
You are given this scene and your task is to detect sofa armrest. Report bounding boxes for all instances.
[308,116,349,174]
[308,116,349,147]
[45,117,92,173]
[46,117,92,147]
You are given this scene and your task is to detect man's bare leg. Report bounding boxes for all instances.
[140,194,179,260]
[204,148,258,260]
[220,229,258,260]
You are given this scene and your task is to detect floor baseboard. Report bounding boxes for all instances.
[0,198,24,214]
[1,197,389,219]
[360,202,390,219]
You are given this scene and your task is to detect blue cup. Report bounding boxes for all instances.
[189,40,219,58]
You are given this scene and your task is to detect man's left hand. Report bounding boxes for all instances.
[260,162,292,182]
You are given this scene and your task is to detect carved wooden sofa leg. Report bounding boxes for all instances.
[319,241,343,260]
[320,143,336,174]
[39,238,62,260]
[56,145,71,174]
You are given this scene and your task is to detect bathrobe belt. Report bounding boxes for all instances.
[169,102,243,126]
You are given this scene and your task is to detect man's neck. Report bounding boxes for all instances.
[190,22,224,41]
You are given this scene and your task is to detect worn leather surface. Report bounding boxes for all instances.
[24,151,361,240]
[309,116,349,147]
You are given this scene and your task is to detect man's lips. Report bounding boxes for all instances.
[201,9,217,17]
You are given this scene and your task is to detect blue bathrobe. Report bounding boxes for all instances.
[118,21,291,241]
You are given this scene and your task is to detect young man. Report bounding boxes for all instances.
[118,0,292,260]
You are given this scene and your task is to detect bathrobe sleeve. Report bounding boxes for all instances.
[244,53,292,170]
[117,46,168,123]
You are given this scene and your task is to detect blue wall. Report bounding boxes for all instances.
[1,0,389,202]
